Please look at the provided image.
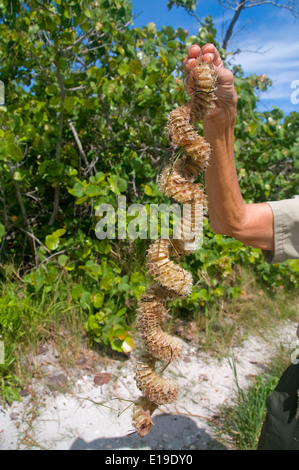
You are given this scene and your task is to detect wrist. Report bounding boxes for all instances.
[203,108,236,145]
[204,104,237,127]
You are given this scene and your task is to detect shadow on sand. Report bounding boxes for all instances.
[69,412,227,450]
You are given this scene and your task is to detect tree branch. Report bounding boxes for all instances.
[188,11,207,26]
[68,119,90,175]
[18,227,51,254]
[7,163,37,264]
[222,0,246,50]
[48,56,66,227]
[220,0,299,49]
[244,0,299,16]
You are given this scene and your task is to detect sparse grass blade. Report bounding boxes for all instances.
[217,355,290,450]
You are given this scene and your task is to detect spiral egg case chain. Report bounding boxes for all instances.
[132,58,217,437]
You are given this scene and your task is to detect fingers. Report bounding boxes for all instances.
[182,43,237,115]
[201,43,223,68]
[183,44,201,73]
[183,43,223,73]
[183,56,198,73]
[188,44,201,58]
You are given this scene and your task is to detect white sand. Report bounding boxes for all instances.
[0,319,297,450]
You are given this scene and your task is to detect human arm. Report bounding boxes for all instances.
[183,44,274,251]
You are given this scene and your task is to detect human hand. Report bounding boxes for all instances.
[183,44,237,122]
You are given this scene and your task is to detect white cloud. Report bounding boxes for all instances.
[132,0,299,113]
[228,14,299,113]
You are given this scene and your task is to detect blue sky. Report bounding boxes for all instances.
[131,0,299,115]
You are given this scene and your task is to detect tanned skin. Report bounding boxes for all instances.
[183,44,274,251]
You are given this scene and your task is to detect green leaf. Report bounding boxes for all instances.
[108,175,127,194]
[53,228,66,238]
[122,336,134,353]
[5,143,23,162]
[45,229,65,250]
[92,292,105,308]
[117,177,127,193]
[109,338,123,352]
[128,59,142,76]
[98,240,111,254]
[116,307,127,317]
[22,271,45,291]
[118,63,129,76]
[130,272,145,284]
[58,254,68,266]
[176,27,188,41]
[63,96,77,112]
[81,98,97,110]
[198,288,210,301]
[85,183,102,197]
[71,284,85,300]
[118,275,130,292]
[102,80,118,96]
[80,291,92,310]
[166,55,177,71]
[146,72,160,87]
[45,234,59,251]
[75,196,88,205]
[159,49,168,67]
[83,7,93,18]
[0,222,5,241]
[13,171,22,181]
[69,181,85,198]
[100,271,114,290]
[143,184,152,196]
[142,183,159,196]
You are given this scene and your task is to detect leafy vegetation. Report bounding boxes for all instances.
[0,274,86,404]
[216,351,291,450]
[0,0,298,402]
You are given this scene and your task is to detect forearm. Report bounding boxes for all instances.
[183,43,274,251]
[203,110,274,251]
[203,108,242,234]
